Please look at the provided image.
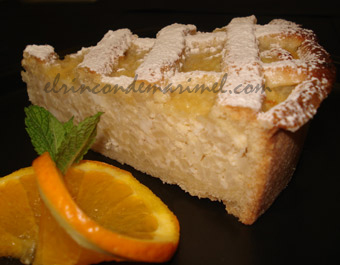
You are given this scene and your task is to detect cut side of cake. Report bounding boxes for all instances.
[21,15,335,224]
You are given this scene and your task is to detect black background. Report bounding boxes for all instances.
[0,0,340,265]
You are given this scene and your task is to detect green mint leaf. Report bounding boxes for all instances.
[63,116,75,135]
[49,113,67,157]
[25,105,66,161]
[25,105,103,175]
[55,112,103,174]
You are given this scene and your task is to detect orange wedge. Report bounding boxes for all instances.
[33,152,180,263]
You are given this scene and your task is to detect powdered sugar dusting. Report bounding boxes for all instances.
[255,19,301,38]
[260,47,294,61]
[186,32,227,52]
[133,37,155,51]
[258,78,325,131]
[79,29,134,75]
[257,18,334,131]
[262,59,308,88]
[135,23,196,83]
[69,47,92,59]
[218,15,264,111]
[24,45,56,63]
[101,75,134,89]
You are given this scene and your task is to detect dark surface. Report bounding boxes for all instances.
[1,1,340,265]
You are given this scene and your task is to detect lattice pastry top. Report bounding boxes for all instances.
[24,15,335,132]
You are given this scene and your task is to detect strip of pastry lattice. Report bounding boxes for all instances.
[218,15,264,111]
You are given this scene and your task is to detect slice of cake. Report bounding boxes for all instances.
[21,16,335,224]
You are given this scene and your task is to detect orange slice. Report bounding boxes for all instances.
[33,152,180,263]
[0,167,40,264]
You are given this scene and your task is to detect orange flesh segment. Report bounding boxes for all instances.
[0,168,39,264]
[33,203,115,265]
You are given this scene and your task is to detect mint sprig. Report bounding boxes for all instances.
[25,105,103,174]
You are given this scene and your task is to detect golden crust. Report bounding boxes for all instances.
[238,125,309,224]
[214,105,309,224]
